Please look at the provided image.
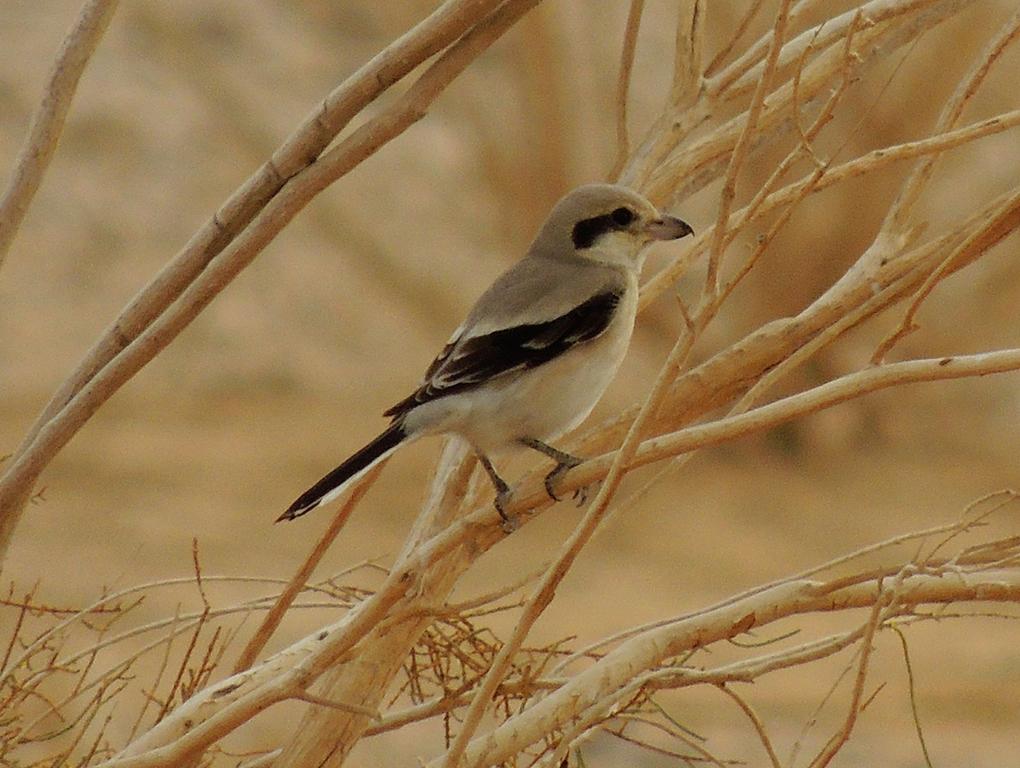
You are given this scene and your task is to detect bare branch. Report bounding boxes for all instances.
[670,0,704,107]
[7,3,1020,766]
[808,577,889,767]
[891,626,935,768]
[442,222,706,767]
[443,565,1020,766]
[609,0,645,181]
[716,684,782,768]
[704,0,767,77]
[0,0,540,563]
[639,107,1020,310]
[704,0,792,300]
[881,7,1020,240]
[0,0,119,271]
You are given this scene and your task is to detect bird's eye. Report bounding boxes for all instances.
[611,207,635,226]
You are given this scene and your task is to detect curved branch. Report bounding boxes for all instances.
[0,0,119,271]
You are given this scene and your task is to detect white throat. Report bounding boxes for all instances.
[584,230,646,272]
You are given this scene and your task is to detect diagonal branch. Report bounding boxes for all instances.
[495,348,1020,523]
[0,0,120,273]
[609,0,645,181]
[0,0,539,565]
[440,565,1020,767]
[881,7,1020,241]
[441,252,703,768]
[703,0,792,300]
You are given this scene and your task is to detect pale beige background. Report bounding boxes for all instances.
[2,1,1020,765]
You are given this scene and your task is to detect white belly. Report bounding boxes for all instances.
[404,285,637,454]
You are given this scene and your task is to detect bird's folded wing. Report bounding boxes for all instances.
[383,289,622,418]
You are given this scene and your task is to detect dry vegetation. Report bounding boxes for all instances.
[2,1,1020,766]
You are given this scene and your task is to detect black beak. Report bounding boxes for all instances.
[645,215,694,241]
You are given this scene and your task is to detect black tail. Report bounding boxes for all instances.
[278,423,406,522]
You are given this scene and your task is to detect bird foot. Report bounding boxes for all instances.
[543,456,584,503]
[571,483,591,507]
[494,487,519,533]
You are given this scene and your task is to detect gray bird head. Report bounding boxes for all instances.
[533,183,693,270]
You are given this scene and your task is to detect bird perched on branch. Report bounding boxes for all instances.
[279,183,692,526]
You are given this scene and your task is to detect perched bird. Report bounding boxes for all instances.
[280,183,692,525]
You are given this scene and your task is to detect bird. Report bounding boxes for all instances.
[279,183,693,526]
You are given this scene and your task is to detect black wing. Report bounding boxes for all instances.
[384,290,622,419]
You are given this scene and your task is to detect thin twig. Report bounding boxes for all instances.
[128,608,180,743]
[232,462,385,674]
[292,690,380,720]
[704,0,767,77]
[808,585,887,767]
[881,8,1020,239]
[191,539,209,613]
[601,718,730,768]
[703,0,793,301]
[891,625,935,768]
[716,684,781,768]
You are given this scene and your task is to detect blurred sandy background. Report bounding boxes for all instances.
[2,1,1020,765]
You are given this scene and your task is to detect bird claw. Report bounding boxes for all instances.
[494,488,519,533]
[571,484,590,507]
[543,458,583,503]
[543,475,562,502]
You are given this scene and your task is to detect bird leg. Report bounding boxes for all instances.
[519,438,584,503]
[476,451,517,532]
